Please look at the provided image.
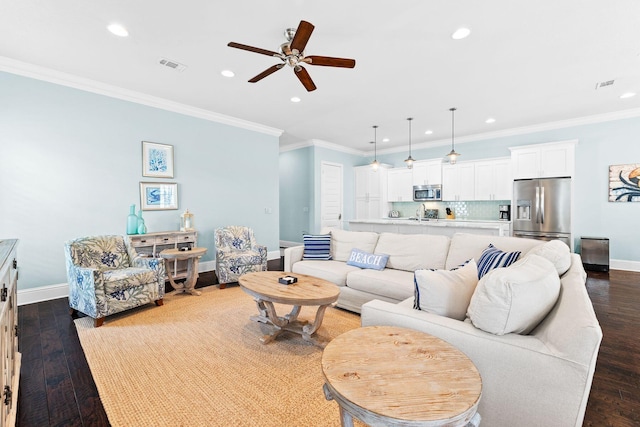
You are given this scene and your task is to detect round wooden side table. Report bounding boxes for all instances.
[322,325,482,427]
[160,247,207,296]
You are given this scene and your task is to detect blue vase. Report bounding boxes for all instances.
[126,205,138,235]
[137,210,147,234]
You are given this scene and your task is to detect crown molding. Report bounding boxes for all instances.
[279,139,365,156]
[0,56,283,137]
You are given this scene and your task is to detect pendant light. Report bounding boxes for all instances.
[447,107,461,164]
[404,117,415,169]
[370,125,379,171]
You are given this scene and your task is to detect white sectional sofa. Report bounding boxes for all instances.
[283,229,602,427]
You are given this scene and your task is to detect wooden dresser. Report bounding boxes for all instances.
[0,239,20,427]
[128,231,197,281]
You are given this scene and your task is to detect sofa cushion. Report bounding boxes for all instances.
[373,233,450,272]
[330,229,379,262]
[103,267,156,294]
[413,260,479,321]
[477,244,521,278]
[291,260,360,287]
[346,248,389,270]
[526,240,571,275]
[467,254,561,335]
[302,234,332,260]
[445,233,543,270]
[346,268,415,301]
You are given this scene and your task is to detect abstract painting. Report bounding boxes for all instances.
[142,141,174,178]
[609,163,640,202]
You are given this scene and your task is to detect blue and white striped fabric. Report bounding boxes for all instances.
[477,244,521,279]
[302,234,332,260]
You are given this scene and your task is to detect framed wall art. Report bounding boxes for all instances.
[609,163,640,202]
[140,182,178,210]
[142,141,174,178]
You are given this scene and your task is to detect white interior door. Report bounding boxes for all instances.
[321,162,343,230]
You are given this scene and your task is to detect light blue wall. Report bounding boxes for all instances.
[279,147,313,241]
[0,71,280,290]
[376,118,640,261]
[279,145,365,242]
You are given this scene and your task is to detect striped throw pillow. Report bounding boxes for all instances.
[477,244,521,279]
[302,234,332,260]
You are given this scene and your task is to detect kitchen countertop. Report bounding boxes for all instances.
[349,218,511,229]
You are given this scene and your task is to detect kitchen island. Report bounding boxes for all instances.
[348,218,511,237]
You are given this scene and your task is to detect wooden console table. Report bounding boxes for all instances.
[322,326,482,427]
[128,230,197,281]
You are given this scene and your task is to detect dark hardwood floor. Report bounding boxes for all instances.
[17,264,640,426]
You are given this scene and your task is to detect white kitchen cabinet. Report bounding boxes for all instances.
[412,159,443,186]
[510,140,576,179]
[442,163,475,201]
[387,168,413,202]
[474,157,512,201]
[354,165,388,219]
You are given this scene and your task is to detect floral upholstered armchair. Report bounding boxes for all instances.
[214,226,267,288]
[64,235,166,327]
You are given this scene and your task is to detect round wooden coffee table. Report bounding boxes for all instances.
[322,326,482,427]
[239,271,340,347]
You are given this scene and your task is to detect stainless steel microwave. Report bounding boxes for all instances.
[413,185,442,201]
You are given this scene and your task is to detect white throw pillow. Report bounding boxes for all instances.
[467,255,560,335]
[413,260,479,321]
[329,229,379,262]
[526,240,572,275]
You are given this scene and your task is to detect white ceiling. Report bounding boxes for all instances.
[1,1,640,154]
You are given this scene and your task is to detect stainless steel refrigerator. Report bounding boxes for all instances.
[512,177,571,247]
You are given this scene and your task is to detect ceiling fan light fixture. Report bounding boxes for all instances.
[404,118,415,169]
[447,107,461,164]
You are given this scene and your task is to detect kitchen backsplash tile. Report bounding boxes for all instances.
[390,200,510,221]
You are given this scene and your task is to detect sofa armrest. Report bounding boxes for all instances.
[283,246,304,272]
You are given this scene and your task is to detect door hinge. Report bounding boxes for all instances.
[14,325,18,338]
[0,285,6,302]
[12,259,17,269]
[3,385,11,406]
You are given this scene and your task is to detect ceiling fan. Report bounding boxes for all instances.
[227,20,356,92]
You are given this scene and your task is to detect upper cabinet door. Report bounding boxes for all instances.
[412,160,443,186]
[387,168,413,202]
[442,163,475,201]
[511,141,576,179]
[474,158,512,200]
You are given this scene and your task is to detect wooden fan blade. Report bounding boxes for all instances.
[295,66,317,92]
[304,55,356,68]
[248,64,284,83]
[290,20,315,54]
[227,42,280,57]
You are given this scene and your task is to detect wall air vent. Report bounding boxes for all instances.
[159,57,187,72]
[595,80,614,90]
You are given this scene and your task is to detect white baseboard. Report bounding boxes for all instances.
[280,240,302,248]
[18,283,68,306]
[19,252,282,306]
[610,259,640,272]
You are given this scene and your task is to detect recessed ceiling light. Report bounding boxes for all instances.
[382,138,390,142]
[620,92,636,99]
[290,97,301,103]
[425,130,433,135]
[485,118,496,124]
[221,70,235,78]
[107,23,129,37]
[451,28,471,40]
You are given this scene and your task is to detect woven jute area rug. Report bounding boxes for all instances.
[75,285,363,427]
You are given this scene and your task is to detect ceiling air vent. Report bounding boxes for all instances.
[159,57,187,72]
[595,79,614,90]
